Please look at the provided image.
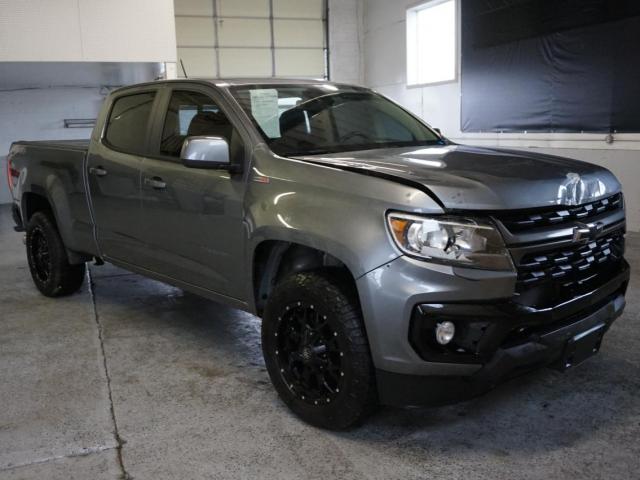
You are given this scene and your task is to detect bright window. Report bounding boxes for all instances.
[407,0,457,86]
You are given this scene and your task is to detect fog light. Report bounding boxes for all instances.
[435,321,455,345]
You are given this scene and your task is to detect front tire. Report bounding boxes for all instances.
[26,211,86,297]
[262,271,377,429]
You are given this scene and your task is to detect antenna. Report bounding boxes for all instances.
[180,59,188,78]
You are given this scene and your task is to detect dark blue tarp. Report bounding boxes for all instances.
[460,0,640,132]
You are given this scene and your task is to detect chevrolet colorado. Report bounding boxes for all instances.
[7,79,629,429]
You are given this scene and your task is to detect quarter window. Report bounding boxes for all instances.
[105,92,156,153]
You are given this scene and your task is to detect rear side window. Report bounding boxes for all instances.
[105,92,156,154]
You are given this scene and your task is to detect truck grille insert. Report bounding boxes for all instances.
[499,193,622,233]
[515,230,625,290]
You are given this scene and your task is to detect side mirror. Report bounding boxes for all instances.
[180,136,233,170]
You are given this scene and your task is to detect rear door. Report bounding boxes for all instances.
[87,89,158,263]
[136,84,249,299]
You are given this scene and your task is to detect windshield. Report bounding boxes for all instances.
[228,84,445,156]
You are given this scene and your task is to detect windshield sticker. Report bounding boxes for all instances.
[250,89,281,138]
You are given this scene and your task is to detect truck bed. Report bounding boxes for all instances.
[9,138,96,258]
[13,139,90,152]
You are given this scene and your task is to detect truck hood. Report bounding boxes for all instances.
[293,144,621,210]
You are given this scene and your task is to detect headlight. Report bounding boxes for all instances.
[387,213,513,270]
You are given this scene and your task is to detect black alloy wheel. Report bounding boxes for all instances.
[275,301,344,406]
[26,212,86,297]
[262,271,377,429]
[28,225,52,284]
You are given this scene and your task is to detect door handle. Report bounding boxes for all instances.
[89,166,108,177]
[144,176,167,190]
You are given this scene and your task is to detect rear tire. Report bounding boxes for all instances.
[26,211,86,297]
[262,271,377,429]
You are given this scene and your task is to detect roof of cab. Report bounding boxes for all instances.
[111,77,363,94]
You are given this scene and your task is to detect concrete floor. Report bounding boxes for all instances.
[0,204,639,480]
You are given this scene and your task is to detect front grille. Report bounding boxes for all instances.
[516,230,625,291]
[498,193,623,233]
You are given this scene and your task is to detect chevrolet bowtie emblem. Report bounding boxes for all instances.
[572,221,604,243]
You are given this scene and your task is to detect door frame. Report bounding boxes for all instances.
[87,85,163,263]
[145,81,255,170]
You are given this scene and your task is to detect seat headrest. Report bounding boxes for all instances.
[279,108,308,134]
[187,111,231,138]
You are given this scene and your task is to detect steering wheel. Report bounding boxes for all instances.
[339,131,373,143]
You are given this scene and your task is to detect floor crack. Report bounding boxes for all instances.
[0,445,118,473]
[87,268,131,480]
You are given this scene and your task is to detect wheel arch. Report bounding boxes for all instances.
[251,239,360,317]
[21,191,54,222]
[21,191,91,265]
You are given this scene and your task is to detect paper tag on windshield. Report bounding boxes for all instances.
[250,89,280,138]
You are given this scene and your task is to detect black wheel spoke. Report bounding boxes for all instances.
[275,302,343,405]
[29,227,51,283]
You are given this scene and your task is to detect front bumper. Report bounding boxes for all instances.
[375,261,629,407]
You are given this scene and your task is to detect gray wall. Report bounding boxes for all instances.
[0,86,104,204]
[363,0,640,232]
[0,62,164,204]
[329,0,364,85]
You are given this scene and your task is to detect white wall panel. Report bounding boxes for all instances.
[177,48,217,77]
[273,0,323,18]
[217,18,271,47]
[273,19,324,48]
[0,0,83,61]
[0,0,176,62]
[219,49,272,77]
[217,0,269,17]
[79,0,177,62]
[275,49,324,77]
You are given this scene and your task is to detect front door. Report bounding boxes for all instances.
[87,90,157,263]
[137,88,248,299]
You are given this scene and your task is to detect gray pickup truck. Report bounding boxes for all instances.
[7,78,629,429]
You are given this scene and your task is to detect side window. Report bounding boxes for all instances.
[105,92,156,154]
[160,90,244,163]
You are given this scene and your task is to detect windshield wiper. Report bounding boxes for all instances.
[283,148,332,156]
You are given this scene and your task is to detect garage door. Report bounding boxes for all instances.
[174,0,327,78]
